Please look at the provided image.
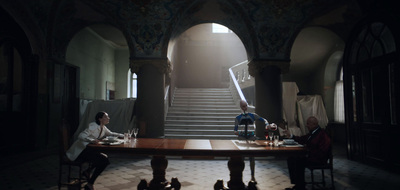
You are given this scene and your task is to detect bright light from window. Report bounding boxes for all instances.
[127,69,137,98]
[212,23,232,33]
[334,68,345,123]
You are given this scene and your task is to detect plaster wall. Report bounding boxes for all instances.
[66,28,117,100]
[176,24,247,88]
[115,49,130,99]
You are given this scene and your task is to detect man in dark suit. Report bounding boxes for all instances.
[283,116,331,190]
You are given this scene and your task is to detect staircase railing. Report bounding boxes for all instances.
[228,60,255,111]
[164,85,170,120]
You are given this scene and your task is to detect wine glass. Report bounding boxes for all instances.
[133,128,139,141]
[264,131,269,140]
[274,135,280,146]
[268,132,274,141]
[128,129,134,142]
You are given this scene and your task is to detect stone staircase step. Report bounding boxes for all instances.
[173,96,233,100]
[175,88,230,92]
[173,99,234,103]
[170,105,237,109]
[172,101,235,106]
[174,91,232,94]
[166,116,234,121]
[165,120,234,124]
[167,112,237,117]
[165,134,237,140]
[171,104,236,108]
[165,128,233,132]
[164,124,232,129]
[165,129,233,134]
[168,110,238,114]
[165,88,240,139]
[168,107,238,112]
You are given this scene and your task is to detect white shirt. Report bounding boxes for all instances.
[66,122,123,161]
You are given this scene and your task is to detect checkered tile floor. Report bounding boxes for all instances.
[1,144,399,190]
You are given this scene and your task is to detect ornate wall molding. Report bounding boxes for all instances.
[129,58,171,74]
[248,59,290,76]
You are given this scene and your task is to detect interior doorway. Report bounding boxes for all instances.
[62,64,80,136]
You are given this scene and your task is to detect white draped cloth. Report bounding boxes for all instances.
[281,82,329,136]
[282,82,302,136]
[297,95,329,134]
[72,99,136,141]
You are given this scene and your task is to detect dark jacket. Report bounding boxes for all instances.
[293,127,331,164]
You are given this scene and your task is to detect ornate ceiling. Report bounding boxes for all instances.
[4,0,361,61]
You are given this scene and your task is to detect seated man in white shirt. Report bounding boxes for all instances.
[66,111,123,190]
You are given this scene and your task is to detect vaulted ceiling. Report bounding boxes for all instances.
[2,0,366,75]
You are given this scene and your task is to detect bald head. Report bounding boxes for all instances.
[306,116,319,131]
[239,100,248,112]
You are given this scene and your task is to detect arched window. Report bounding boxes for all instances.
[127,69,137,98]
[334,68,344,123]
[343,18,400,167]
[0,42,23,112]
[345,22,397,124]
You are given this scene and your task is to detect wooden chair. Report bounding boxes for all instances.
[58,120,87,190]
[306,147,335,190]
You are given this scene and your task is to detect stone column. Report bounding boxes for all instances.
[130,58,171,138]
[248,59,289,137]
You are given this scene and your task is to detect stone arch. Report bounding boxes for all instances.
[163,0,257,60]
[343,9,400,168]
[324,51,344,120]
[0,5,40,151]
[167,23,247,89]
[288,26,345,94]
[65,24,129,100]
[0,2,44,57]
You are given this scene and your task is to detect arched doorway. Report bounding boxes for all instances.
[344,19,400,171]
[0,8,37,152]
[65,24,129,136]
[172,23,247,89]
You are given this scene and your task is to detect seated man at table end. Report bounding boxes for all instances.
[234,100,271,182]
[66,111,124,190]
[282,116,331,190]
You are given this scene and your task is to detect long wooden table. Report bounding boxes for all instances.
[88,138,306,190]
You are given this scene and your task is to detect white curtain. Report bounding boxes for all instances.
[297,95,329,134]
[282,82,302,136]
[282,82,330,136]
[73,99,137,141]
[334,80,345,123]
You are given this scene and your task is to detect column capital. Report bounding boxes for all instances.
[248,59,290,76]
[130,58,171,74]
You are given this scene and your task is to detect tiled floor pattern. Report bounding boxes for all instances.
[1,145,400,190]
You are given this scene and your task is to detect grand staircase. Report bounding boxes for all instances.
[165,88,240,139]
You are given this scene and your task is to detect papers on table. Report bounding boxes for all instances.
[232,140,267,150]
[280,144,304,147]
[99,139,124,145]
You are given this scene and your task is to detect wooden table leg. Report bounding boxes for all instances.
[149,155,168,189]
[227,156,246,190]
